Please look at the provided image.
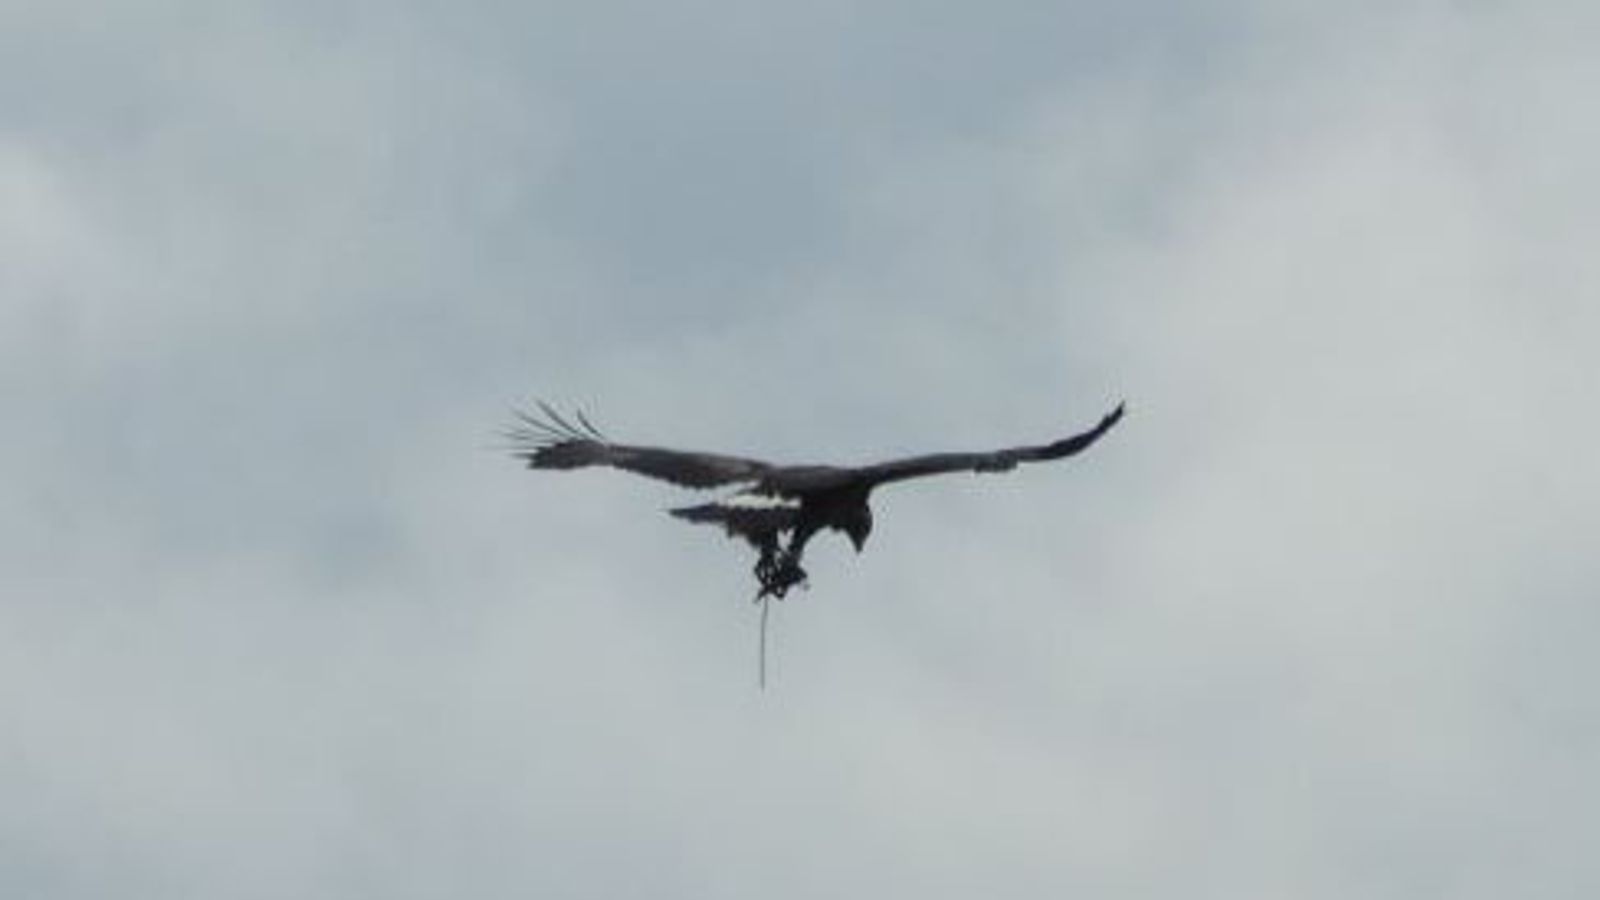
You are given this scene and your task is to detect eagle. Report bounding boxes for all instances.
[507,400,1125,600]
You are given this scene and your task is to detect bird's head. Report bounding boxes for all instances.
[845,505,873,553]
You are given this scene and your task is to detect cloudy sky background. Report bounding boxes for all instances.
[3,1,1597,896]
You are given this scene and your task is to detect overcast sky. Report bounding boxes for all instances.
[3,2,1597,897]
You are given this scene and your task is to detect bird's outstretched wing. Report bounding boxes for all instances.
[507,402,774,490]
[856,403,1124,487]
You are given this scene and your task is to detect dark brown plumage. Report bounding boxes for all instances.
[508,400,1124,599]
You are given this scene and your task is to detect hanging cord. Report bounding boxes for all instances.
[758,592,770,691]
[752,539,781,691]
[754,564,808,690]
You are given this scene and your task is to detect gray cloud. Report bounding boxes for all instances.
[3,2,1597,897]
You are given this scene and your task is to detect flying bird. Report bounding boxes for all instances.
[507,400,1125,601]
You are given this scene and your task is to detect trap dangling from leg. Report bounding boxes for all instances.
[749,534,808,690]
[751,535,807,601]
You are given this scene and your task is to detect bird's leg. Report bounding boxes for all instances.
[753,547,778,587]
[768,527,812,597]
[755,558,804,600]
[750,530,809,601]
[752,534,788,601]
[760,558,807,599]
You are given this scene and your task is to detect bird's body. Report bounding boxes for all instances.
[508,401,1124,599]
